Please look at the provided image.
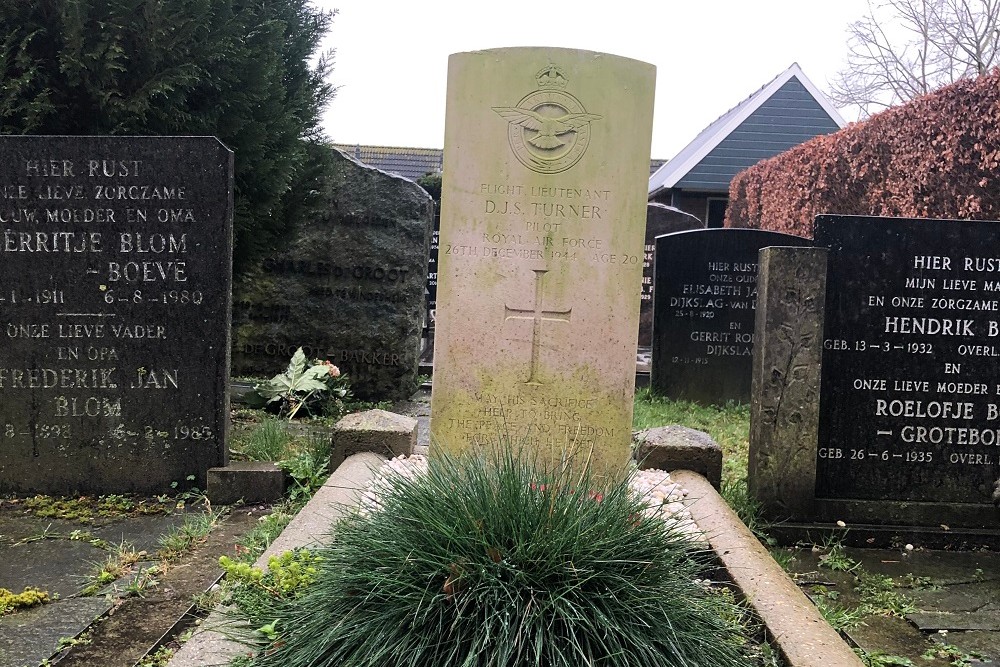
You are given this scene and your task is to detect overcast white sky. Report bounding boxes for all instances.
[316,0,871,159]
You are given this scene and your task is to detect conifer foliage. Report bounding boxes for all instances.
[0,0,336,276]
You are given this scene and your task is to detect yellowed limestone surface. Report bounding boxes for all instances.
[430,47,655,479]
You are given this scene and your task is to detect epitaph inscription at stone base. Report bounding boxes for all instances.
[651,229,809,404]
[231,148,433,400]
[637,204,703,348]
[430,48,655,478]
[816,215,1000,507]
[0,136,232,494]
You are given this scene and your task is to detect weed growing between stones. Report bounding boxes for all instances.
[226,447,758,667]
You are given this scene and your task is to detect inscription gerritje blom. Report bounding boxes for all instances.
[0,136,233,495]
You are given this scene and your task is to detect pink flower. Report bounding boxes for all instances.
[324,361,341,378]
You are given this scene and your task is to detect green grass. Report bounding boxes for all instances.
[156,508,225,560]
[231,416,293,461]
[228,446,761,667]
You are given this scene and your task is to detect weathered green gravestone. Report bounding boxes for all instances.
[0,136,232,494]
[430,48,655,477]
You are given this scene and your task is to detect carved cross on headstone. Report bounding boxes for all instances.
[504,269,572,385]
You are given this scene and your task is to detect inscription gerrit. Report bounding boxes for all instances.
[492,65,602,175]
[504,269,572,385]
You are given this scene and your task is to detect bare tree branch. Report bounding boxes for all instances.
[829,0,1000,117]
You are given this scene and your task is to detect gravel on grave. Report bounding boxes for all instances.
[360,455,699,538]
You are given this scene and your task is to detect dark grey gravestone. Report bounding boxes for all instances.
[747,246,827,520]
[638,203,703,348]
[420,207,440,365]
[232,148,433,400]
[812,215,1000,528]
[650,228,809,404]
[0,136,232,495]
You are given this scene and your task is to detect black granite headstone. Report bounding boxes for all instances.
[0,136,233,495]
[651,228,809,404]
[816,215,1000,506]
[231,148,433,400]
[638,203,703,348]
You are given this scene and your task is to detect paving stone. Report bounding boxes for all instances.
[930,630,999,661]
[206,461,285,505]
[0,598,112,667]
[908,611,1000,632]
[90,513,190,553]
[0,540,105,598]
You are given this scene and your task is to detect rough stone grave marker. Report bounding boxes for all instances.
[430,47,655,477]
[750,215,1000,530]
[651,228,808,404]
[231,148,433,400]
[637,203,703,349]
[0,136,232,494]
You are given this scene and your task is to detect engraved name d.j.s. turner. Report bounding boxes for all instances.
[504,269,572,385]
[493,65,602,174]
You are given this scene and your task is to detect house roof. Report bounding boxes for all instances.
[648,63,846,197]
[335,143,667,181]
[332,144,444,182]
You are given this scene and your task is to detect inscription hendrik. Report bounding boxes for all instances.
[816,216,1000,504]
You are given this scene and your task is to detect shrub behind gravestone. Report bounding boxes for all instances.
[726,69,1000,236]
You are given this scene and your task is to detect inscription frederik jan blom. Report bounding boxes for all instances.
[493,65,602,174]
[0,137,231,494]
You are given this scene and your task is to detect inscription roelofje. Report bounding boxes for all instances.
[815,216,1000,505]
[0,137,231,495]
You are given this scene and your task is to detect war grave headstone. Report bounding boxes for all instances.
[431,48,655,476]
[637,203,703,350]
[650,228,809,404]
[750,214,1000,531]
[0,136,232,494]
[231,148,433,401]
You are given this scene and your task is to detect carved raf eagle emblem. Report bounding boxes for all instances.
[493,64,602,174]
[492,107,603,149]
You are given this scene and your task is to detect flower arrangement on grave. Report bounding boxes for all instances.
[245,347,352,419]
[224,447,759,667]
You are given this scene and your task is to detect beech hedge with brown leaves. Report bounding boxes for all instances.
[725,68,1000,237]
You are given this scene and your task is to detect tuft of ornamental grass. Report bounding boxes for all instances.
[233,446,757,667]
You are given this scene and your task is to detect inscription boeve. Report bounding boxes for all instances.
[0,139,230,494]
